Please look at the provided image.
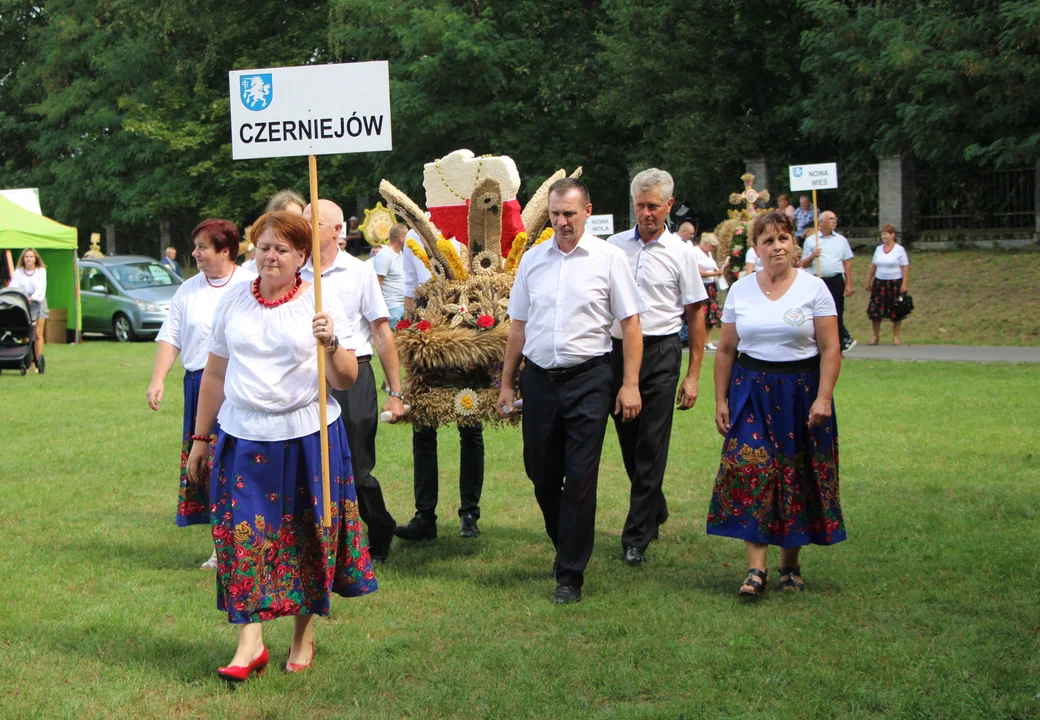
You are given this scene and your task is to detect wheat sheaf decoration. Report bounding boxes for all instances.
[380,150,581,427]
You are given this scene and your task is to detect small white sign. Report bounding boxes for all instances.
[587,214,614,237]
[789,162,839,192]
[229,62,392,160]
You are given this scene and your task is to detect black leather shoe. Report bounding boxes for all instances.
[459,513,480,538]
[552,584,582,605]
[394,516,437,541]
[624,546,646,565]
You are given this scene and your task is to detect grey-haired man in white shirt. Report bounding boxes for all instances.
[498,178,644,605]
[606,168,707,566]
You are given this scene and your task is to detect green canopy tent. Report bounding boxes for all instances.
[0,195,80,342]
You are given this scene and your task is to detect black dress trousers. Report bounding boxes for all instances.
[519,359,613,589]
[821,274,851,345]
[330,360,396,551]
[611,335,682,552]
[411,423,485,522]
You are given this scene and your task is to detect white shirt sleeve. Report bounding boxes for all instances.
[721,284,737,324]
[840,237,854,262]
[507,254,531,322]
[812,281,838,317]
[358,263,390,322]
[680,244,709,305]
[371,248,391,277]
[156,288,184,349]
[746,247,759,267]
[898,246,910,266]
[607,249,643,320]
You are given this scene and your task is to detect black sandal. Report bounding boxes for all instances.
[779,566,805,592]
[737,568,768,599]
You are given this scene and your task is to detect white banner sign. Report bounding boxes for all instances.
[229,62,392,160]
[789,162,839,192]
[587,214,614,237]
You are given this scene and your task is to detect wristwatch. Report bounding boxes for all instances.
[325,335,340,352]
[388,390,404,400]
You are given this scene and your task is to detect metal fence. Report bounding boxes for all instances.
[915,165,1036,231]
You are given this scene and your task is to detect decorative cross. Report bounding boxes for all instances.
[728,173,771,212]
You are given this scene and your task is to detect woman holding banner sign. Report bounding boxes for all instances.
[187,212,376,681]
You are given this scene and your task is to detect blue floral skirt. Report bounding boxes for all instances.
[210,417,378,624]
[707,358,846,547]
[177,369,216,527]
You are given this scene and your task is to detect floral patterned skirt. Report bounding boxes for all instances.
[704,282,722,329]
[867,278,907,321]
[706,361,846,547]
[210,417,378,624]
[177,369,215,527]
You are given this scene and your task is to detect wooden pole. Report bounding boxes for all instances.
[308,155,332,528]
[811,188,821,277]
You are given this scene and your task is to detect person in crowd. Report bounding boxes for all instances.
[800,211,856,352]
[693,233,727,351]
[345,216,365,255]
[675,221,696,242]
[708,210,845,599]
[865,223,911,345]
[10,248,48,372]
[186,211,376,681]
[497,178,643,604]
[241,190,306,273]
[606,168,705,566]
[396,230,487,543]
[160,246,183,279]
[147,220,255,568]
[302,199,406,562]
[743,245,761,276]
[777,194,796,222]
[371,223,407,327]
[793,195,815,242]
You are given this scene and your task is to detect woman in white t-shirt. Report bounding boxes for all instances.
[693,233,728,350]
[147,219,255,568]
[9,248,48,372]
[186,212,376,681]
[708,210,845,599]
[865,224,911,345]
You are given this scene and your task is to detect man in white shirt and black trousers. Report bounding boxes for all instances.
[302,199,406,562]
[498,178,644,605]
[800,210,856,352]
[606,168,707,566]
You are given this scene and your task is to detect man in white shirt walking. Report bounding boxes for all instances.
[302,199,406,561]
[497,178,644,605]
[800,211,856,352]
[606,169,707,565]
[371,223,407,327]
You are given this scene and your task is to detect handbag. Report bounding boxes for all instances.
[893,293,914,319]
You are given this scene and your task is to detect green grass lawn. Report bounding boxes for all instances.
[1,342,1038,719]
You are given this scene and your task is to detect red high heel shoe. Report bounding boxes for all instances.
[285,640,315,673]
[217,646,269,682]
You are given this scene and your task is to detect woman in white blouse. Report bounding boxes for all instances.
[692,233,728,350]
[186,211,376,682]
[147,219,255,567]
[10,248,48,372]
[864,224,911,345]
[709,210,846,599]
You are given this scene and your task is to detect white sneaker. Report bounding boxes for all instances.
[200,550,218,570]
[705,343,717,351]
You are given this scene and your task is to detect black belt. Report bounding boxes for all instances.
[356,354,372,364]
[737,353,820,374]
[612,333,679,350]
[524,354,609,382]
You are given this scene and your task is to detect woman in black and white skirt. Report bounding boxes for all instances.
[865,224,911,345]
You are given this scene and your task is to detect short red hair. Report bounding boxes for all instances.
[250,211,312,262]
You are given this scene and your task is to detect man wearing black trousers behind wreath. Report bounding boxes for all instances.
[302,200,406,562]
[498,178,644,605]
[606,168,707,565]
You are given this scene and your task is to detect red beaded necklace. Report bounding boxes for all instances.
[205,266,236,288]
[252,275,302,308]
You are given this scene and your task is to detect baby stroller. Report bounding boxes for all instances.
[0,287,39,375]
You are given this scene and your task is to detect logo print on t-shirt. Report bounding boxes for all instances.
[783,307,807,326]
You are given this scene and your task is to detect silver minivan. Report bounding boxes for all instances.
[79,256,181,341]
